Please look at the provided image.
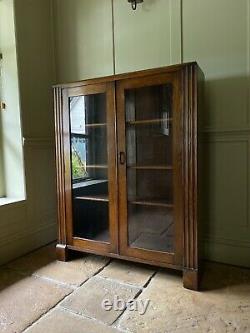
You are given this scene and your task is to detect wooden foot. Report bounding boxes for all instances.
[56,244,85,261]
[56,244,69,262]
[183,268,199,291]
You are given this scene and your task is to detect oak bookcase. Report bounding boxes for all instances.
[54,63,203,290]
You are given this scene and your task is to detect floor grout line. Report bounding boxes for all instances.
[6,250,160,333]
[57,304,128,332]
[31,273,78,290]
[96,274,145,290]
[110,287,144,328]
[78,257,112,287]
[2,245,249,333]
[22,286,74,333]
[22,257,113,332]
[4,265,79,291]
[55,268,157,331]
[143,269,158,289]
[6,256,112,290]
[51,261,157,331]
[111,270,158,329]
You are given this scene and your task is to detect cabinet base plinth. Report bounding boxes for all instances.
[183,269,199,291]
[56,244,85,261]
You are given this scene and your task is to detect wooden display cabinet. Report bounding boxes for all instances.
[53,62,203,290]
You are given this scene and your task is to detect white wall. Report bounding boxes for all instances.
[0,0,25,199]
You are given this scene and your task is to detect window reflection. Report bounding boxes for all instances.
[70,96,88,181]
[69,93,110,242]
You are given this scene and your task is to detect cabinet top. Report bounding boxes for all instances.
[53,62,201,89]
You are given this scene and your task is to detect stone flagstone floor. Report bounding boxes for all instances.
[0,243,250,332]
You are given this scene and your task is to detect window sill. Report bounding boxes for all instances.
[0,197,26,207]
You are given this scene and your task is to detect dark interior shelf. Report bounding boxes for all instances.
[127,118,172,126]
[129,199,173,208]
[75,194,109,202]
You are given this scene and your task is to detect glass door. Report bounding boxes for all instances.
[117,74,183,265]
[64,82,118,254]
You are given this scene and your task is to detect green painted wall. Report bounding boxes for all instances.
[53,0,114,83]
[52,0,250,267]
[183,0,249,130]
[53,0,182,81]
[113,0,181,74]
[0,126,4,197]
[15,0,56,138]
[1,0,249,267]
[183,0,250,266]
[0,88,5,197]
[0,0,56,265]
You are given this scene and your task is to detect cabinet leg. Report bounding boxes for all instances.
[56,244,85,261]
[56,244,70,262]
[183,269,199,291]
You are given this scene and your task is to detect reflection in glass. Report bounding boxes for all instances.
[128,205,174,252]
[125,84,174,253]
[69,94,110,242]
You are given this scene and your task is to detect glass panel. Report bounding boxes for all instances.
[70,94,110,242]
[128,205,174,252]
[127,169,173,205]
[125,84,174,253]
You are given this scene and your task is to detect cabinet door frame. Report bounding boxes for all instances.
[116,72,184,265]
[61,82,118,254]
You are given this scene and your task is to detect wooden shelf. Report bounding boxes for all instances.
[127,118,172,126]
[86,165,107,169]
[85,123,107,128]
[75,194,109,202]
[128,165,173,170]
[129,199,173,208]
[130,233,173,253]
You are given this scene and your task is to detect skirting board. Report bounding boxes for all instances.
[0,224,57,266]
[1,225,249,268]
[204,238,250,268]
